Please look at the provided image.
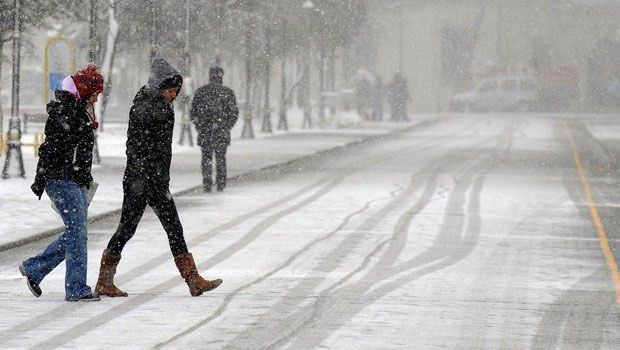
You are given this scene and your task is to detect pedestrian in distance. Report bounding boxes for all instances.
[388,72,411,122]
[190,66,239,193]
[20,64,104,302]
[95,58,222,298]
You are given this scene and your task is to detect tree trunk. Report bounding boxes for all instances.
[318,44,325,127]
[261,28,272,133]
[277,56,288,131]
[329,44,336,115]
[96,0,119,130]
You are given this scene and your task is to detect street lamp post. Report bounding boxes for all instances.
[2,0,25,179]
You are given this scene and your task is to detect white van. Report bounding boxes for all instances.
[450,75,537,112]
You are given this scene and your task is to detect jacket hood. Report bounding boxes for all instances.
[146,58,182,92]
[47,90,84,112]
[61,76,81,100]
[132,85,154,105]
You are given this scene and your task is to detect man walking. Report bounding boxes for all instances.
[95,58,222,297]
[190,66,239,192]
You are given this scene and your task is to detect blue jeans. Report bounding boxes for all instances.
[22,179,92,300]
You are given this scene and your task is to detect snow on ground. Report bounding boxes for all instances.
[0,109,426,248]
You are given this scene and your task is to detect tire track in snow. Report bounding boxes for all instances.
[169,124,504,349]
[265,154,482,348]
[223,147,463,349]
[5,131,435,344]
[33,175,345,349]
[150,125,497,348]
[5,129,440,343]
[30,132,456,348]
[6,118,490,347]
[273,127,513,349]
[0,174,336,342]
[152,187,403,349]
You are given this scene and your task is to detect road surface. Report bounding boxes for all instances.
[1,114,618,348]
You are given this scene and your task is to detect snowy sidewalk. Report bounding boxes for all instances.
[0,113,437,249]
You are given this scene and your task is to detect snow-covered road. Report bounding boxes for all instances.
[1,115,618,348]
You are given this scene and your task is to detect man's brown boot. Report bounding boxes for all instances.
[174,252,222,296]
[95,249,128,297]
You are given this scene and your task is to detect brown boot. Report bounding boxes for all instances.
[95,249,128,297]
[174,252,222,296]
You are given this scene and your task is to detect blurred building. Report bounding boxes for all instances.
[368,0,620,112]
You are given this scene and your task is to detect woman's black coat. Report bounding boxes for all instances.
[31,90,95,198]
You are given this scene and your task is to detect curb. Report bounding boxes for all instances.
[0,119,437,252]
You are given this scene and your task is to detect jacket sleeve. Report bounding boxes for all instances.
[223,90,239,130]
[190,89,203,131]
[128,103,151,173]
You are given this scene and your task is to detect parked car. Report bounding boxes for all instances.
[450,75,537,112]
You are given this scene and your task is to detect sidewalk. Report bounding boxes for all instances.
[0,110,437,250]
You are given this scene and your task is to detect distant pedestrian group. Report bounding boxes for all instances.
[355,71,411,122]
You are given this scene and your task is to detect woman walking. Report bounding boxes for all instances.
[19,64,103,302]
[95,58,221,298]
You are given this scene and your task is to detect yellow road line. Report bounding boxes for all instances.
[566,129,620,304]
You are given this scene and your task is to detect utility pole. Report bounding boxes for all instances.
[2,0,25,179]
[178,0,193,146]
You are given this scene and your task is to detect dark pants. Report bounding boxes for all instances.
[201,141,228,190]
[106,178,189,257]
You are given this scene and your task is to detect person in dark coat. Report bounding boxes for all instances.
[20,64,103,302]
[388,72,411,122]
[95,58,222,298]
[190,66,239,192]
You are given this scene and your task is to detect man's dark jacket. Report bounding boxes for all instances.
[190,80,238,147]
[124,59,181,186]
[31,90,94,198]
